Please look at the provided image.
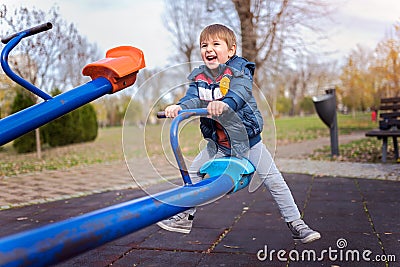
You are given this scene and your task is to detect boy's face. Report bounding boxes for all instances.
[200,37,236,71]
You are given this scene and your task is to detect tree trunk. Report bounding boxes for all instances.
[231,0,257,64]
[35,128,41,159]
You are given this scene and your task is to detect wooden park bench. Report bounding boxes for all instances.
[365,97,400,162]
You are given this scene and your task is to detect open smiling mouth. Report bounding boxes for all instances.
[206,55,217,62]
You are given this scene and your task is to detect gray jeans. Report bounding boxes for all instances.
[188,141,301,222]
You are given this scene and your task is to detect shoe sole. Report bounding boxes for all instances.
[295,232,321,244]
[156,222,191,234]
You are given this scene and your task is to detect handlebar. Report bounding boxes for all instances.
[159,108,208,185]
[157,108,209,119]
[1,22,53,44]
[157,111,167,119]
[1,22,53,100]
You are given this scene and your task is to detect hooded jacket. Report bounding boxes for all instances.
[178,55,263,156]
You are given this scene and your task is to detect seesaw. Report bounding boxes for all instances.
[0,22,145,146]
[0,23,254,267]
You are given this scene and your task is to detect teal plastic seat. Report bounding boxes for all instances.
[199,157,255,193]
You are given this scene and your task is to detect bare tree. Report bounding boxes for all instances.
[163,0,334,75]
[0,4,101,157]
[162,0,208,73]
[228,0,336,116]
[57,29,102,89]
[0,5,101,91]
[163,0,335,114]
[230,0,334,84]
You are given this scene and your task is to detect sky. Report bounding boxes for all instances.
[1,0,400,68]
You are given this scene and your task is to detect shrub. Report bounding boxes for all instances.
[11,88,38,153]
[10,87,99,152]
[43,103,98,147]
[78,104,98,142]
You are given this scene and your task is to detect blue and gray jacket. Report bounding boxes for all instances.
[178,55,264,156]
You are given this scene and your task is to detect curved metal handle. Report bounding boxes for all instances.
[156,111,167,118]
[160,109,208,185]
[1,22,53,44]
[0,22,53,100]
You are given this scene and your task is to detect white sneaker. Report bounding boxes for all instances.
[157,212,194,234]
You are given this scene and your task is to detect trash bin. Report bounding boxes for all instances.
[312,89,339,157]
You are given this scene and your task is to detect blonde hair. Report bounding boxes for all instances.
[199,24,236,53]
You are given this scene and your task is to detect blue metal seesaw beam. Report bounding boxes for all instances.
[0,174,236,267]
[0,77,112,146]
[0,108,254,267]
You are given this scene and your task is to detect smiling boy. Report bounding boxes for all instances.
[164,25,237,118]
[157,24,321,244]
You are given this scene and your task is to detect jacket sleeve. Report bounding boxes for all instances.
[222,76,253,111]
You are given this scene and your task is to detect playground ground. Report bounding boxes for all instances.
[0,132,399,266]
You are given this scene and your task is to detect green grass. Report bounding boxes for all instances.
[273,115,328,144]
[0,123,204,177]
[272,113,375,144]
[274,113,396,163]
[0,112,383,177]
[0,127,126,177]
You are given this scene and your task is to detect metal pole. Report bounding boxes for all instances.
[0,174,235,267]
[330,111,339,156]
[327,89,339,157]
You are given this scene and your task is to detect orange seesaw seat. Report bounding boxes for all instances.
[82,46,145,93]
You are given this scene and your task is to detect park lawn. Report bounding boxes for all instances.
[0,126,126,177]
[275,113,396,163]
[272,112,375,144]
[0,112,379,177]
